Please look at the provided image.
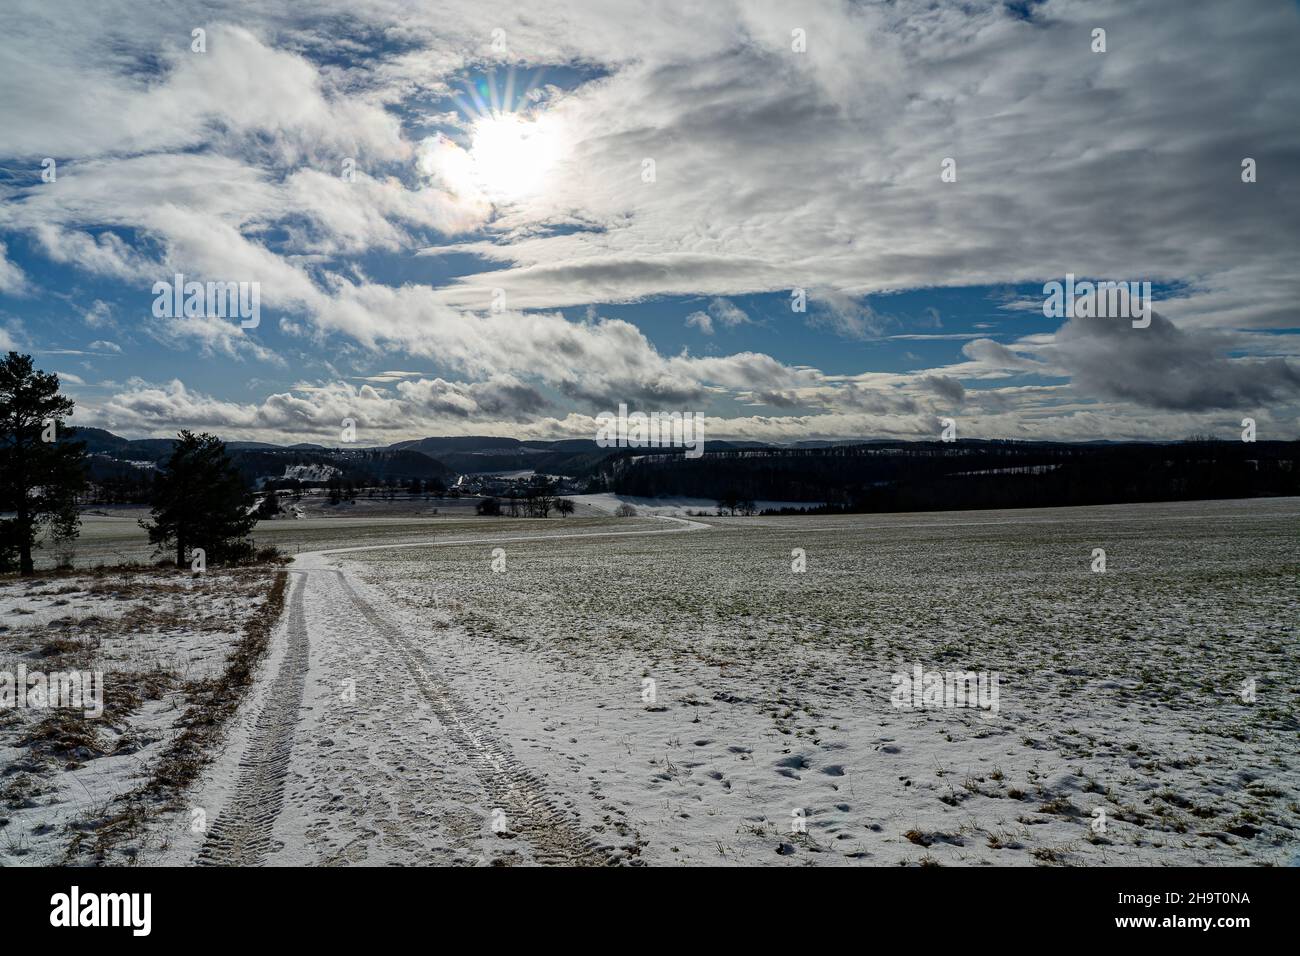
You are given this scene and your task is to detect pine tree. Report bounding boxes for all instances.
[0,353,87,575]
[256,489,281,519]
[142,431,256,567]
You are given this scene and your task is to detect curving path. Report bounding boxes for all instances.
[196,515,709,866]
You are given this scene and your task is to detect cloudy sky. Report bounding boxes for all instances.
[1,0,1298,445]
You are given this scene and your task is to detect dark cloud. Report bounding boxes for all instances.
[919,374,966,406]
[1053,312,1300,412]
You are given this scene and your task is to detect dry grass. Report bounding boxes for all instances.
[64,570,288,864]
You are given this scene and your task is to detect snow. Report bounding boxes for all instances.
[572,493,825,517]
[0,569,267,865]
[277,463,340,483]
[141,498,1300,866]
[325,498,1296,865]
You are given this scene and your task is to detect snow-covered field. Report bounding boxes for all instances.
[139,497,1300,867]
[310,498,1298,866]
[0,567,275,864]
[45,493,802,571]
[42,503,474,568]
[573,493,824,516]
[8,497,1296,866]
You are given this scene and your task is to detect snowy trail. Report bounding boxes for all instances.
[198,572,310,866]
[325,569,612,865]
[192,515,709,866]
[311,513,711,556]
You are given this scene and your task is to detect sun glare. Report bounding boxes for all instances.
[468,112,560,200]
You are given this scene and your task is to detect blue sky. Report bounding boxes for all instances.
[1,0,1298,444]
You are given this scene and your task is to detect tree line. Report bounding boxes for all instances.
[600,439,1300,513]
[475,477,575,517]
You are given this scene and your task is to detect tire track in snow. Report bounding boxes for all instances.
[197,572,309,866]
[301,515,707,865]
[328,569,619,866]
[198,518,706,866]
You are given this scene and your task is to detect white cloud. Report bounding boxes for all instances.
[0,241,27,294]
[72,371,1299,445]
[4,0,1299,441]
[685,310,713,335]
[0,21,406,163]
[686,297,751,335]
[147,312,284,365]
[83,300,113,328]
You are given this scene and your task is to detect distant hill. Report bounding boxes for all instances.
[66,426,130,454]
[69,428,454,487]
[69,427,175,459]
[390,436,524,455]
[224,440,286,450]
[230,447,454,485]
[71,428,800,486]
[71,430,1298,511]
[391,436,792,475]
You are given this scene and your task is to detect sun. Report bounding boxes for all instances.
[467,111,560,200]
[421,70,567,206]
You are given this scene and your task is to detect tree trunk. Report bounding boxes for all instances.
[17,503,33,576]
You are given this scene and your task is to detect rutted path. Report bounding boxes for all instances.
[330,570,611,865]
[191,516,709,866]
[198,572,310,866]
